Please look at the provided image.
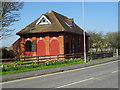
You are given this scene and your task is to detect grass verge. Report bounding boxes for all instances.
[1,59,84,75]
[1,56,116,75]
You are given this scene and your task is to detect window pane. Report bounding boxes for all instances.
[26,41,32,52]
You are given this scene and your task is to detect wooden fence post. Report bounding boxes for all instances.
[37,56,39,64]
[90,52,92,60]
[72,53,75,60]
[57,55,59,61]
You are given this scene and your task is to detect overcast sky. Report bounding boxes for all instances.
[1,2,118,47]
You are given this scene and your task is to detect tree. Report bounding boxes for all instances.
[105,32,119,51]
[88,31,119,53]
[1,1,23,39]
[88,31,107,52]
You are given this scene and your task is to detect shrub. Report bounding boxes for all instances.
[1,47,15,58]
[45,61,50,66]
[2,66,8,72]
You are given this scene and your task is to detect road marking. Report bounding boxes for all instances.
[1,60,118,84]
[112,70,118,73]
[1,72,65,84]
[56,77,95,88]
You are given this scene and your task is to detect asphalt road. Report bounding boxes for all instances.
[2,60,119,88]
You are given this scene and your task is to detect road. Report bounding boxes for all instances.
[2,60,119,88]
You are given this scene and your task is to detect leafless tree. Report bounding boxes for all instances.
[1,1,23,39]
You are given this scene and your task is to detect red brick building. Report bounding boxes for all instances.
[13,10,90,58]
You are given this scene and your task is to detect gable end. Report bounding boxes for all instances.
[36,15,52,25]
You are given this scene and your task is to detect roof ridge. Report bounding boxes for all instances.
[49,10,65,31]
[47,10,68,19]
[51,11,74,32]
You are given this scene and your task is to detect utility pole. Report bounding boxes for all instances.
[116,49,118,57]
[82,0,87,63]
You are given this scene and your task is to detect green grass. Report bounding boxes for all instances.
[1,56,115,75]
[1,59,84,75]
[113,52,116,56]
[90,58,105,62]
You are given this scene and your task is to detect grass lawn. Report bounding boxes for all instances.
[1,56,115,75]
[1,59,84,75]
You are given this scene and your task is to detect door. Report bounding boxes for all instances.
[50,39,59,55]
[37,40,46,56]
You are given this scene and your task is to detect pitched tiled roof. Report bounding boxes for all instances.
[17,10,89,36]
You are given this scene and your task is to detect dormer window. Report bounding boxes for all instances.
[36,15,52,25]
[65,21,75,28]
[65,18,75,28]
[70,22,75,27]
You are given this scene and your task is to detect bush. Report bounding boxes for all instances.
[45,61,50,66]
[1,47,15,58]
[13,65,20,70]
[2,66,8,72]
[2,65,15,71]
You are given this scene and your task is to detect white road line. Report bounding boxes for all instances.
[56,77,95,88]
[112,70,118,73]
[1,60,118,84]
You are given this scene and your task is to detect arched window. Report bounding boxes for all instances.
[25,41,32,52]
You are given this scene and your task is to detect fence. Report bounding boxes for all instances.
[1,52,113,64]
[87,52,113,60]
[0,58,17,64]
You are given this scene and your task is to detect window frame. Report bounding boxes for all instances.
[25,40,32,52]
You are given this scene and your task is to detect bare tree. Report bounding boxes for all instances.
[1,1,23,39]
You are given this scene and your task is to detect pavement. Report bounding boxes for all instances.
[2,58,119,88]
[1,56,119,82]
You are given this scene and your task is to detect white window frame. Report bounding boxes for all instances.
[36,15,52,25]
[64,21,75,28]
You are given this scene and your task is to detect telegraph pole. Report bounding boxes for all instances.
[82,0,87,63]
